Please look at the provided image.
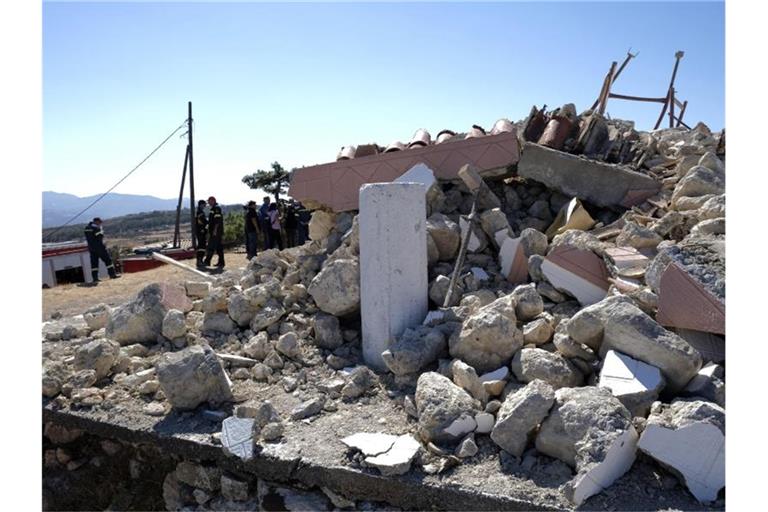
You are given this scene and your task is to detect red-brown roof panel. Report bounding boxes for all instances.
[289,130,520,211]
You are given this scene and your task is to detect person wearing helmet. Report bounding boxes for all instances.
[83,217,120,282]
[195,199,208,267]
[203,196,225,268]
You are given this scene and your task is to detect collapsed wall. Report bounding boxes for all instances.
[42,106,725,511]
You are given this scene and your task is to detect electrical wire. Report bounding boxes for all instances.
[43,120,188,242]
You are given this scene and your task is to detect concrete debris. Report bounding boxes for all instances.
[537,386,638,505]
[381,326,446,376]
[518,142,661,207]
[415,372,477,444]
[638,399,725,503]
[598,350,665,416]
[491,379,555,457]
[511,348,583,389]
[107,283,191,344]
[449,294,523,374]
[42,110,727,510]
[308,259,360,316]
[156,344,234,410]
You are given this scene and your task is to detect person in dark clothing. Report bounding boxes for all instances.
[203,196,225,267]
[267,203,283,250]
[84,217,119,282]
[244,200,260,260]
[259,196,272,249]
[296,202,311,245]
[195,200,208,267]
[283,200,298,248]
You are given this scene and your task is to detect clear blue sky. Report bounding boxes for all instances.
[43,1,724,204]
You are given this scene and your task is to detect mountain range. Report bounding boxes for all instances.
[43,191,188,228]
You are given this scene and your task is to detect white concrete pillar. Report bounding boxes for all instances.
[360,182,428,371]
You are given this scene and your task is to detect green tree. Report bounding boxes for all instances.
[222,211,245,246]
[242,161,290,202]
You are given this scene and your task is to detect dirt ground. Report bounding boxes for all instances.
[41,250,249,321]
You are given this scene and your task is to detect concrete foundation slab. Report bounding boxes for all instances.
[360,183,428,371]
[517,142,661,208]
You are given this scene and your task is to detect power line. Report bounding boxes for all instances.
[43,120,188,241]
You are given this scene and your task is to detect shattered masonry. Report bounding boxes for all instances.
[43,104,725,510]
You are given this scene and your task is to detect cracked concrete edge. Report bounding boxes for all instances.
[43,406,561,511]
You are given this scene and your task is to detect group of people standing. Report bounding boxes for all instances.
[194,195,310,267]
[244,196,309,260]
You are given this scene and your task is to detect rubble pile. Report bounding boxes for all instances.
[42,106,725,509]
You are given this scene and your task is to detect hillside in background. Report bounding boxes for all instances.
[43,191,188,228]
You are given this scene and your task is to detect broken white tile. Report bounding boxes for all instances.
[422,310,446,326]
[479,366,510,383]
[598,350,664,416]
[364,434,421,476]
[638,422,724,503]
[541,259,607,306]
[341,432,398,456]
[470,267,490,282]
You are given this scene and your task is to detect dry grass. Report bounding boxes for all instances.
[41,250,249,321]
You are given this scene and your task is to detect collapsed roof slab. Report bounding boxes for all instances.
[517,142,661,208]
[289,131,520,212]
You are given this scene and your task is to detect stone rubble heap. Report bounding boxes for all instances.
[42,108,725,509]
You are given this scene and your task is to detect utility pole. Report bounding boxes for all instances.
[188,101,197,253]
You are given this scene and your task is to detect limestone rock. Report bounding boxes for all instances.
[415,372,477,443]
[537,386,638,505]
[382,326,446,376]
[566,308,604,350]
[227,292,256,327]
[162,309,187,340]
[427,213,461,261]
[106,283,192,345]
[243,332,271,360]
[479,209,512,245]
[451,359,487,402]
[491,379,555,456]
[308,210,336,241]
[523,317,553,345]
[511,348,583,389]
[313,313,343,350]
[201,287,228,313]
[308,259,360,316]
[73,338,120,380]
[250,299,286,332]
[615,222,663,249]
[276,332,301,359]
[202,312,237,334]
[449,294,523,374]
[671,165,725,208]
[510,284,544,321]
[519,228,548,257]
[697,194,725,221]
[156,344,233,410]
[83,304,110,330]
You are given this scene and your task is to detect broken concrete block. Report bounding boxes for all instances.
[604,246,651,279]
[518,142,661,207]
[647,237,725,335]
[360,183,428,371]
[598,298,703,392]
[107,283,192,345]
[536,386,638,505]
[73,338,119,380]
[449,294,523,374]
[598,350,665,416]
[511,348,583,389]
[671,164,725,209]
[308,258,360,317]
[510,284,544,321]
[638,400,725,503]
[615,222,663,250]
[491,379,555,457]
[156,344,234,410]
[426,213,461,261]
[415,372,477,443]
[451,359,487,403]
[185,281,211,299]
[382,326,446,376]
[541,244,609,306]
